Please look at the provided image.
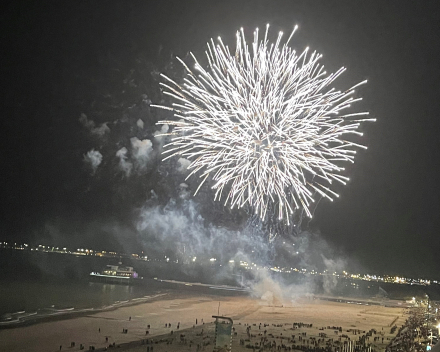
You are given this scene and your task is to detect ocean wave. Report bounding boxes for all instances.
[0,293,167,329]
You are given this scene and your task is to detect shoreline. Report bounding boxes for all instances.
[0,290,243,352]
[0,277,246,329]
[0,276,411,331]
[0,277,250,330]
[0,292,170,330]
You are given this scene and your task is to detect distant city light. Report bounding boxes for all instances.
[0,240,438,288]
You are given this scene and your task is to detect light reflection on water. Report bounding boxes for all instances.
[0,280,158,316]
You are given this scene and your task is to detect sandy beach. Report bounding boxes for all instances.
[0,291,407,352]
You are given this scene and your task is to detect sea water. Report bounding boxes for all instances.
[0,279,164,317]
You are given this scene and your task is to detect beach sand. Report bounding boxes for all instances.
[0,293,406,352]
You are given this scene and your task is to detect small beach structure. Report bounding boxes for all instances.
[212,315,233,352]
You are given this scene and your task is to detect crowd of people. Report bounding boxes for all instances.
[56,309,433,352]
[236,321,384,352]
[386,308,432,352]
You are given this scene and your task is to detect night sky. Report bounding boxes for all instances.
[1,1,440,278]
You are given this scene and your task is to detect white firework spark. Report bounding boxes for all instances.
[152,24,374,224]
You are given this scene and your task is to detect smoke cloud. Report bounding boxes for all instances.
[249,268,314,305]
[176,158,190,173]
[135,182,354,303]
[153,124,169,141]
[137,197,241,260]
[79,113,110,137]
[116,147,133,177]
[137,119,144,129]
[321,256,347,294]
[130,137,153,170]
[83,149,103,174]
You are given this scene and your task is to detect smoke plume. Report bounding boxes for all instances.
[83,149,103,174]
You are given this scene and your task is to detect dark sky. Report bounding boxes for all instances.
[1,1,440,277]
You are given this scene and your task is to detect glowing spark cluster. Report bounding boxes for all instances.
[153,24,374,223]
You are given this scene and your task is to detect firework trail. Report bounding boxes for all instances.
[152,24,374,226]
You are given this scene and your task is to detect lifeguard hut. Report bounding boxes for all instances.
[212,315,233,352]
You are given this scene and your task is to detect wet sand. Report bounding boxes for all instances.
[0,293,406,352]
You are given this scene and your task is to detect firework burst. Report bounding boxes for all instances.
[152,24,374,225]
